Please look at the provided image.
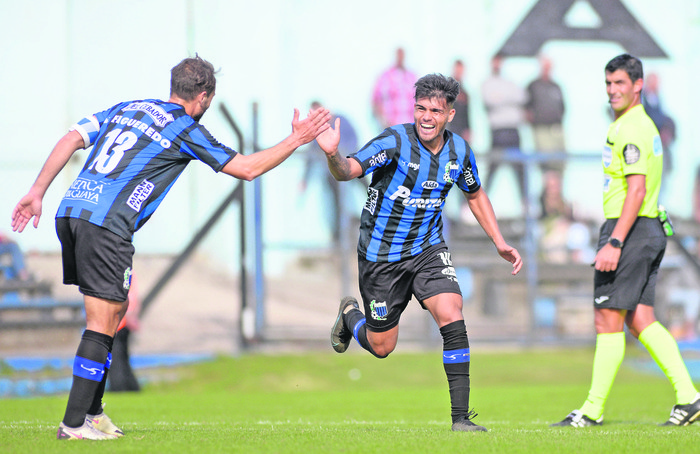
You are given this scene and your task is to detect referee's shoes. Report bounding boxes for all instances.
[662,393,700,426]
[550,410,603,427]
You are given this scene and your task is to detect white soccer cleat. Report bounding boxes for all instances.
[87,410,125,437]
[56,419,117,440]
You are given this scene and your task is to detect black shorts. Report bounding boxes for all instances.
[593,217,666,311]
[56,217,135,302]
[357,243,462,332]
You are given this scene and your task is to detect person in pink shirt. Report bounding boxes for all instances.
[372,48,418,129]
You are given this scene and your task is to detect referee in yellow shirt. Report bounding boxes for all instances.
[552,53,700,427]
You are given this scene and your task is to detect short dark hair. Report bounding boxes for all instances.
[414,73,460,106]
[170,54,217,101]
[605,53,643,82]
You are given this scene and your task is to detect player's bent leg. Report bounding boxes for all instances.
[366,327,398,358]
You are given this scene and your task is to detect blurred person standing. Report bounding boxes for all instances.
[299,101,360,245]
[317,73,522,432]
[551,54,699,428]
[526,55,567,203]
[481,53,528,210]
[11,55,330,441]
[371,47,418,129]
[449,59,471,142]
[642,72,675,201]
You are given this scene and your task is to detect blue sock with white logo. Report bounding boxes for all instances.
[63,330,113,428]
[440,320,470,423]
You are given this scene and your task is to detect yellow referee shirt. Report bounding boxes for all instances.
[602,104,663,219]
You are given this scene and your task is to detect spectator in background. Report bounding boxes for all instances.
[642,72,675,201]
[0,231,31,281]
[299,101,360,245]
[449,59,471,142]
[526,55,567,214]
[372,47,418,129]
[481,52,527,211]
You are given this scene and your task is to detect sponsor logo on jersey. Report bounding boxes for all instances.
[400,159,420,171]
[653,135,663,156]
[443,161,460,183]
[123,102,174,128]
[422,180,439,190]
[127,179,155,212]
[463,166,476,186]
[603,145,612,167]
[603,174,611,193]
[370,300,388,321]
[364,187,379,215]
[63,177,106,204]
[623,144,641,165]
[368,151,387,167]
[388,185,444,209]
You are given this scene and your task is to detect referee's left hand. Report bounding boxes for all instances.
[593,243,621,272]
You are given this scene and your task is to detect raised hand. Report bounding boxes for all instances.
[315,117,341,155]
[291,107,331,146]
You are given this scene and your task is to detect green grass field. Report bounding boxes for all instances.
[1,347,699,453]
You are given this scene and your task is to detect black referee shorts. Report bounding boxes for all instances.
[358,243,462,332]
[593,217,666,311]
[56,217,135,303]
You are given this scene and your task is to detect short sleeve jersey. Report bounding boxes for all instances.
[56,99,237,240]
[351,124,481,262]
[602,104,662,219]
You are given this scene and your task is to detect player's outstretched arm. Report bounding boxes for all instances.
[11,130,85,233]
[222,107,331,181]
[315,117,363,181]
[464,188,523,275]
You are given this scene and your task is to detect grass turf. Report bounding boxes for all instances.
[1,347,699,453]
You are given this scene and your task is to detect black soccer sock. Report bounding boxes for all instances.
[440,320,470,423]
[344,308,387,359]
[63,330,113,427]
[88,351,112,415]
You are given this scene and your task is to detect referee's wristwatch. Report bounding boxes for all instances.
[608,237,624,248]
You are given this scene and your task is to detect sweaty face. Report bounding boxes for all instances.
[605,69,641,118]
[413,97,455,152]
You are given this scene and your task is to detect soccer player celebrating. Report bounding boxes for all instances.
[316,73,522,432]
[551,54,700,428]
[11,55,330,440]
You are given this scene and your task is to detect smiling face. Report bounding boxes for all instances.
[605,69,642,119]
[413,96,455,153]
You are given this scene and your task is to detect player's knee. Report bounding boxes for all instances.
[369,343,395,358]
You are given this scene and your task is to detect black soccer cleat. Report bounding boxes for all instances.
[550,410,603,427]
[331,297,359,353]
[661,393,700,426]
[451,410,488,432]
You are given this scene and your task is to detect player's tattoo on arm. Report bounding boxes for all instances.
[327,152,353,180]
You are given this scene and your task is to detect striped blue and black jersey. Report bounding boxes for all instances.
[352,124,481,262]
[56,99,237,240]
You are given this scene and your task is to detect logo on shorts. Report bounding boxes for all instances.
[594,296,609,305]
[370,300,388,321]
[442,266,458,282]
[123,267,132,290]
